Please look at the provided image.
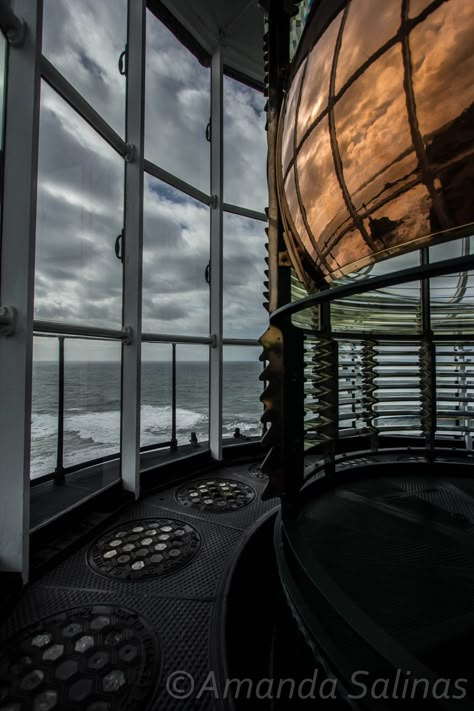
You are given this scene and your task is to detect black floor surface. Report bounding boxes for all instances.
[1,462,278,711]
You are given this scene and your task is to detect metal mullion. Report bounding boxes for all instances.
[0,0,43,581]
[142,333,213,345]
[41,56,128,158]
[222,202,267,223]
[209,47,223,461]
[121,0,146,498]
[144,159,212,206]
[223,338,260,347]
[34,319,127,341]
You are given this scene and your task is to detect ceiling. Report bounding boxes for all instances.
[160,0,266,85]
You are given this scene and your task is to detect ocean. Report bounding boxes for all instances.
[31,360,264,479]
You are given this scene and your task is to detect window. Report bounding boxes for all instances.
[145,10,210,193]
[42,0,127,136]
[35,83,124,328]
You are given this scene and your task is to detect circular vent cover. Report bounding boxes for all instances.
[0,605,159,711]
[87,518,201,581]
[176,479,255,512]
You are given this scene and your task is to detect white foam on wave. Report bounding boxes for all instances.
[222,419,261,436]
[31,413,58,439]
[32,405,209,448]
[141,405,208,445]
[65,410,121,445]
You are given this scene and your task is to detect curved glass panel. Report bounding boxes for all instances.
[279,0,474,285]
[281,58,306,175]
[42,0,127,136]
[297,12,341,142]
[335,0,400,94]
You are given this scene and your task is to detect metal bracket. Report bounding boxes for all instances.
[0,305,17,337]
[122,326,133,345]
[124,143,136,163]
[1,1,26,47]
[7,17,25,46]
[210,195,218,209]
[210,334,218,348]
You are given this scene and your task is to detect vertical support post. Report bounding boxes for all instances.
[0,0,43,581]
[121,0,145,497]
[420,247,436,460]
[54,336,65,484]
[209,47,223,461]
[281,324,305,516]
[319,298,338,476]
[171,343,177,451]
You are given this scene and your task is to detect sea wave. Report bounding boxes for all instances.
[30,405,262,478]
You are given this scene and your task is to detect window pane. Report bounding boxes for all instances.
[63,339,121,469]
[176,345,209,446]
[223,347,264,440]
[35,83,124,328]
[42,0,127,136]
[224,77,267,211]
[223,213,268,339]
[142,175,209,336]
[145,10,210,193]
[31,337,59,479]
[141,343,172,447]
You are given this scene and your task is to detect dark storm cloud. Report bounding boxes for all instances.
[142,301,190,323]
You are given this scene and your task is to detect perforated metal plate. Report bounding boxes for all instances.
[248,463,267,481]
[176,479,256,512]
[0,605,160,711]
[87,519,201,581]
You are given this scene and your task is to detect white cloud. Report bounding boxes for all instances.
[34,2,268,362]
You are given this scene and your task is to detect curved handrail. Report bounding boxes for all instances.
[270,253,474,325]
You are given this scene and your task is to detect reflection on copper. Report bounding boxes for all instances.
[278,0,474,286]
[335,45,412,198]
[352,150,418,214]
[296,116,350,256]
[326,228,372,277]
[284,168,317,264]
[363,183,431,254]
[409,0,437,19]
[410,0,474,140]
[281,59,306,174]
[297,12,342,143]
[335,0,401,94]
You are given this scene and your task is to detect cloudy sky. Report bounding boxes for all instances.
[33,0,268,362]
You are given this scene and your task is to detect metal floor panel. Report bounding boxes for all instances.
[35,503,243,601]
[2,461,277,711]
[150,465,276,531]
[0,588,215,711]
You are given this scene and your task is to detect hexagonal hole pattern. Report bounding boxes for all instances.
[87,518,201,580]
[176,478,256,512]
[0,605,160,711]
